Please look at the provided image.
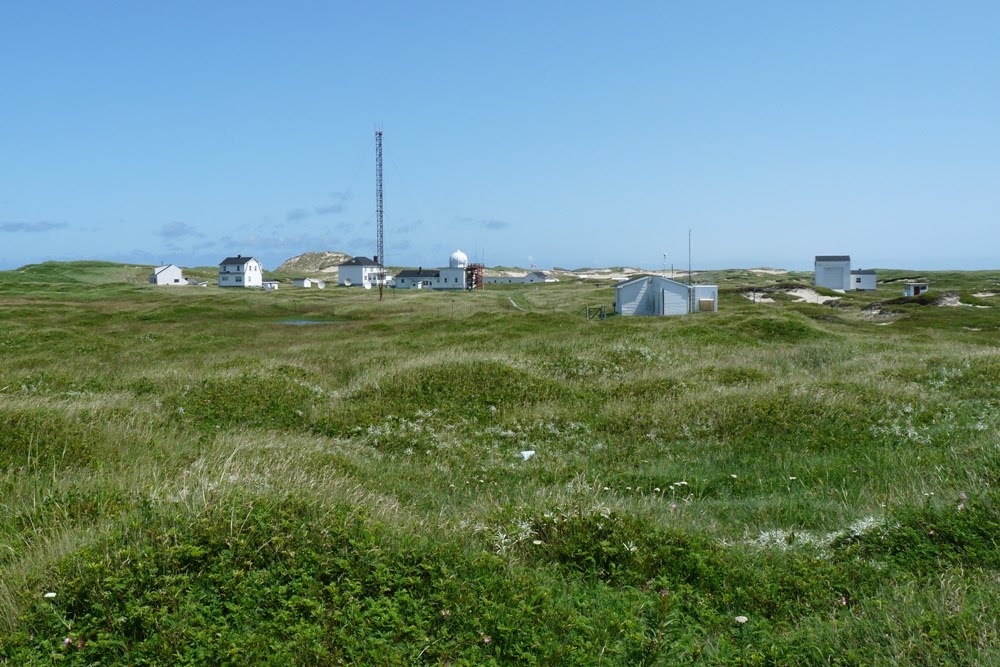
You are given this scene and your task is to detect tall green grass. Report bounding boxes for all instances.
[1,264,998,664]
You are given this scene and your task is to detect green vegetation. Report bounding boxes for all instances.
[1,263,999,665]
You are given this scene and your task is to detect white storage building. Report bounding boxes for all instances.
[615,276,718,316]
[815,256,852,291]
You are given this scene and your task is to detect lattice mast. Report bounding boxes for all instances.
[375,129,385,300]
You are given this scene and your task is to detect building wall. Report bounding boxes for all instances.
[693,285,719,312]
[615,277,653,315]
[151,265,184,285]
[815,259,851,290]
[218,259,262,288]
[851,272,877,291]
[339,265,364,286]
[437,267,466,289]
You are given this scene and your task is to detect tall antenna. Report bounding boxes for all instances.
[375,129,384,299]
[688,229,692,286]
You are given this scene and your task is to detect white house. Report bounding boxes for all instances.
[392,251,483,290]
[483,271,559,285]
[293,278,327,289]
[338,256,387,287]
[815,256,852,291]
[850,269,877,291]
[149,264,186,285]
[218,255,263,288]
[903,282,929,297]
[614,275,718,316]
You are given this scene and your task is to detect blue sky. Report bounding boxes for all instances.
[2,1,998,272]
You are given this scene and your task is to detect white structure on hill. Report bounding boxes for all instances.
[218,255,263,288]
[903,282,929,297]
[615,275,718,316]
[814,256,852,291]
[149,264,187,285]
[483,271,559,284]
[338,256,387,287]
[393,250,484,290]
[815,255,878,291]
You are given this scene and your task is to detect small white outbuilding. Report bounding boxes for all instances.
[293,278,327,289]
[615,276,718,316]
[149,264,186,285]
[850,269,877,291]
[903,282,929,297]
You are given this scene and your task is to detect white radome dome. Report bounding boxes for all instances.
[449,250,468,268]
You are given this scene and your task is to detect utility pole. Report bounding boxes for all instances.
[688,229,692,285]
[375,129,384,300]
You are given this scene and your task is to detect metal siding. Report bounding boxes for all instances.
[662,287,688,315]
[616,279,648,315]
[694,285,718,311]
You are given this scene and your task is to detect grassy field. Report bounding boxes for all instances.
[1,261,998,665]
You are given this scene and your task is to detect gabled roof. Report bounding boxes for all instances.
[815,255,851,262]
[616,274,692,289]
[396,269,441,278]
[220,255,257,266]
[339,256,378,266]
[153,264,179,275]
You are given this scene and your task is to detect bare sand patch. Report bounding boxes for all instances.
[937,294,991,308]
[785,288,840,304]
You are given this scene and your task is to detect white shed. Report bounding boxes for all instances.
[615,276,717,316]
[903,282,929,297]
[293,277,327,289]
[149,264,186,285]
[815,256,852,291]
[851,269,877,291]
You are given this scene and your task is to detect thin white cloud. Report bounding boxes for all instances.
[158,221,203,239]
[0,220,68,233]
